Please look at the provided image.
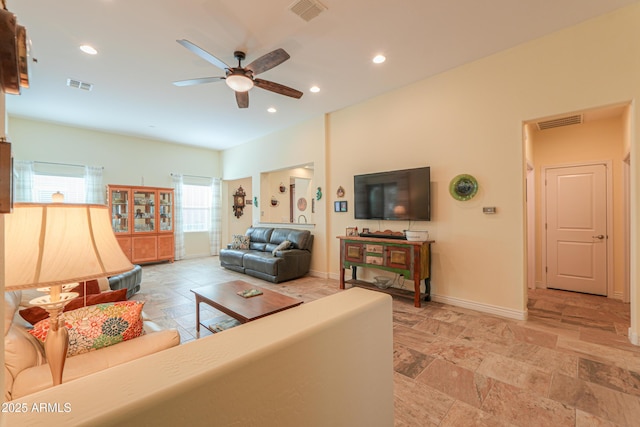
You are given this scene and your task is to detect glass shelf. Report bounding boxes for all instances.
[133,190,155,232]
[109,189,129,233]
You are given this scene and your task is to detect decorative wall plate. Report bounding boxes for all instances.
[297,197,307,211]
[449,174,478,201]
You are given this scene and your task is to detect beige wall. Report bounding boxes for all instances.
[531,116,626,297]
[8,118,221,189]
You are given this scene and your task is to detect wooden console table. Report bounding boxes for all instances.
[338,236,433,307]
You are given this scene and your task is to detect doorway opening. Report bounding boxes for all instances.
[523,103,631,302]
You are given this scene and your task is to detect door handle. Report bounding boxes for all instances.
[592,235,605,240]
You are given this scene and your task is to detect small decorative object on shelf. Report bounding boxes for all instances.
[233,186,246,218]
[346,227,358,237]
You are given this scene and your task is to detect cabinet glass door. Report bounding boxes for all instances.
[110,189,129,233]
[158,190,173,232]
[133,189,155,233]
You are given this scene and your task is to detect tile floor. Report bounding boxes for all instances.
[134,257,639,426]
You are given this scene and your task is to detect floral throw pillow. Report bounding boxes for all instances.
[231,234,250,249]
[29,301,145,357]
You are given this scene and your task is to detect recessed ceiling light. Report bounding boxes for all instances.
[80,45,98,55]
[373,54,386,64]
[310,86,320,93]
[267,107,277,113]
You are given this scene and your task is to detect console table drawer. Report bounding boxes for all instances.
[365,255,384,265]
[365,244,384,254]
[386,247,411,269]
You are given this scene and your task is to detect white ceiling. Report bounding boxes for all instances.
[5,0,638,151]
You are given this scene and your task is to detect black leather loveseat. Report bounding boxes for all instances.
[219,227,313,283]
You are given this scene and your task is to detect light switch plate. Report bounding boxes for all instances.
[483,207,497,214]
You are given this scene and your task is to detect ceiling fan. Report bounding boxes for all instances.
[173,39,303,109]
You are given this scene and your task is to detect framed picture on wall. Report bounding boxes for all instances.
[334,201,341,212]
[340,201,348,212]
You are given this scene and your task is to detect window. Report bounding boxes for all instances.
[34,173,86,203]
[183,184,212,232]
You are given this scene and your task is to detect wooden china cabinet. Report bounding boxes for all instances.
[107,185,174,264]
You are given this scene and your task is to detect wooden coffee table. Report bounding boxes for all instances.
[191,280,303,336]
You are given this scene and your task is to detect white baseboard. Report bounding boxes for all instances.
[431,294,527,321]
[629,328,639,346]
[309,270,329,279]
[181,253,212,260]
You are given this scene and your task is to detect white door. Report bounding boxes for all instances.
[545,164,608,295]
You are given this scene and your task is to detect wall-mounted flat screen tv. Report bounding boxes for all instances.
[354,167,431,221]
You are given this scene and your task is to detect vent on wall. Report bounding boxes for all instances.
[536,114,582,130]
[66,78,93,91]
[288,0,327,22]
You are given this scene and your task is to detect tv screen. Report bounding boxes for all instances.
[354,167,430,221]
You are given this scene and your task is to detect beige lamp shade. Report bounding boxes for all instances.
[4,203,134,290]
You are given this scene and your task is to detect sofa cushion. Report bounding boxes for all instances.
[246,227,273,244]
[219,249,247,267]
[29,301,145,357]
[243,252,282,276]
[4,291,21,336]
[4,325,45,384]
[10,327,180,400]
[230,234,250,249]
[19,289,128,325]
[270,229,312,250]
[249,242,267,251]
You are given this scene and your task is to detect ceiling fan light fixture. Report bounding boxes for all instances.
[226,73,254,92]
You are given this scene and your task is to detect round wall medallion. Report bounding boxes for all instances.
[297,197,307,211]
[449,174,478,201]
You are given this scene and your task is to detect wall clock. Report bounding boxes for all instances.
[449,174,478,201]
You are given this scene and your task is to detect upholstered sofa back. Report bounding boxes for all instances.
[245,227,313,253]
[5,288,394,426]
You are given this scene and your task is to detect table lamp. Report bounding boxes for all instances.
[3,203,134,385]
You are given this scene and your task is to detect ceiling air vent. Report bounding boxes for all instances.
[66,78,93,91]
[288,0,327,22]
[536,114,582,130]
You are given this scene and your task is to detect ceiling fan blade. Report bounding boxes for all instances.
[173,77,225,87]
[176,39,230,71]
[235,91,249,108]
[245,48,290,76]
[254,79,303,99]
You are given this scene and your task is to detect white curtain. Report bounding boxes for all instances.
[209,177,222,255]
[172,173,186,260]
[13,160,35,202]
[84,165,104,204]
